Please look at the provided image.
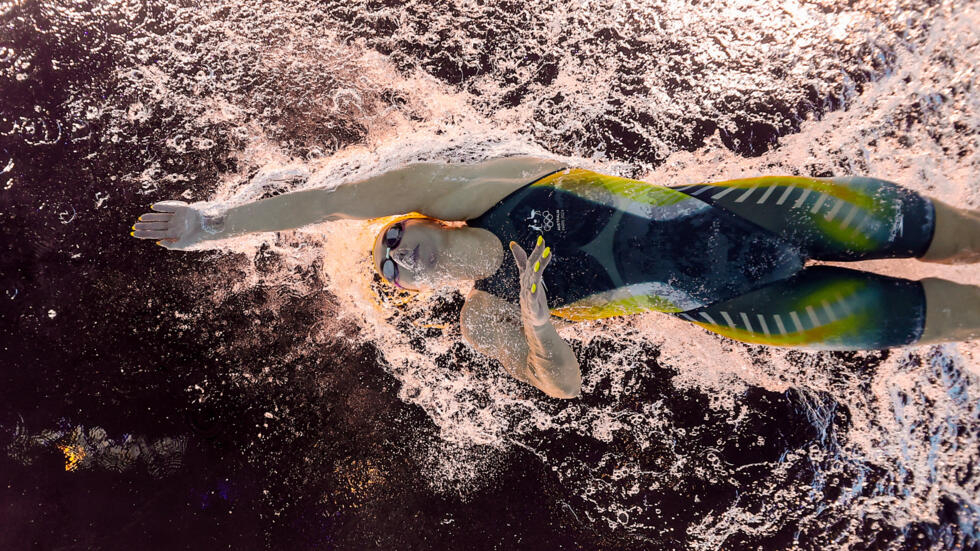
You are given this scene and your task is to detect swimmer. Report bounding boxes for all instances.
[132,157,980,398]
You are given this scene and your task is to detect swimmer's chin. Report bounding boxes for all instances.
[411,270,465,291]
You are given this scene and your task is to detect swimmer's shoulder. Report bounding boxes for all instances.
[429,157,566,220]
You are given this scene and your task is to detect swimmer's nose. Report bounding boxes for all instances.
[392,246,415,268]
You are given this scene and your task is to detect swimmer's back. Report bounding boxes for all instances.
[466,168,803,320]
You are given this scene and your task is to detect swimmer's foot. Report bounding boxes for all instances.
[918,199,980,264]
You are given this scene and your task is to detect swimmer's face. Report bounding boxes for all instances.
[372,219,453,290]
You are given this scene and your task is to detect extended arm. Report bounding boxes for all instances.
[220,156,564,228]
[132,156,564,248]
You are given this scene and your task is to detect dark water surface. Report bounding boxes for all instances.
[2,0,978,549]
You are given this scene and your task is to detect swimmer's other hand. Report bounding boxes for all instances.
[509,236,553,327]
[131,200,210,250]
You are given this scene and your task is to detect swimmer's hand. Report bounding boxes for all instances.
[508,237,581,398]
[131,200,216,250]
[509,237,553,327]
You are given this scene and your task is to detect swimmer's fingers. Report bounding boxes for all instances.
[525,253,547,288]
[137,213,172,222]
[526,236,551,275]
[131,212,174,239]
[131,215,173,239]
[132,230,174,239]
[509,241,529,273]
[132,230,170,240]
[527,235,546,266]
[513,237,552,311]
[150,200,187,213]
[523,245,548,293]
[535,244,553,274]
[520,251,551,326]
[131,227,178,246]
[132,200,204,249]
[133,221,168,231]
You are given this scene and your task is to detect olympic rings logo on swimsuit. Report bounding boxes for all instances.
[540,211,554,230]
[525,209,555,232]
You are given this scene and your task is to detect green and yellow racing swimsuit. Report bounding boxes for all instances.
[466,169,935,350]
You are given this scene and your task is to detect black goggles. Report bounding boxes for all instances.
[379,222,405,286]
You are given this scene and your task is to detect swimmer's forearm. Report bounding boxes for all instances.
[204,157,564,238]
[202,164,446,239]
[523,319,582,399]
[206,188,335,238]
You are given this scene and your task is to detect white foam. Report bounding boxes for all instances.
[43,0,980,544]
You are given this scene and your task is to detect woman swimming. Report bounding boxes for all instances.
[131,156,980,398]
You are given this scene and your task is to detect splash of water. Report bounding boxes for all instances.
[4,0,979,547]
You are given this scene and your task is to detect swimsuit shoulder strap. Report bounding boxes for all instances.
[467,167,567,303]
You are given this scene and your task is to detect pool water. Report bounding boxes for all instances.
[2,0,979,549]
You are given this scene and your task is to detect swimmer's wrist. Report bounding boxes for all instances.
[200,211,227,235]
[193,203,233,240]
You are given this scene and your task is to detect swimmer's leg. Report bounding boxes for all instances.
[918,278,980,344]
[677,176,948,261]
[918,199,980,264]
[675,266,933,349]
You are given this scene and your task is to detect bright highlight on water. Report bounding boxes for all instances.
[2,0,979,548]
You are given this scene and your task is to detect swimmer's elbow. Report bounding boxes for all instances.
[539,364,583,400]
[544,382,581,400]
[561,370,584,399]
[550,386,581,400]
